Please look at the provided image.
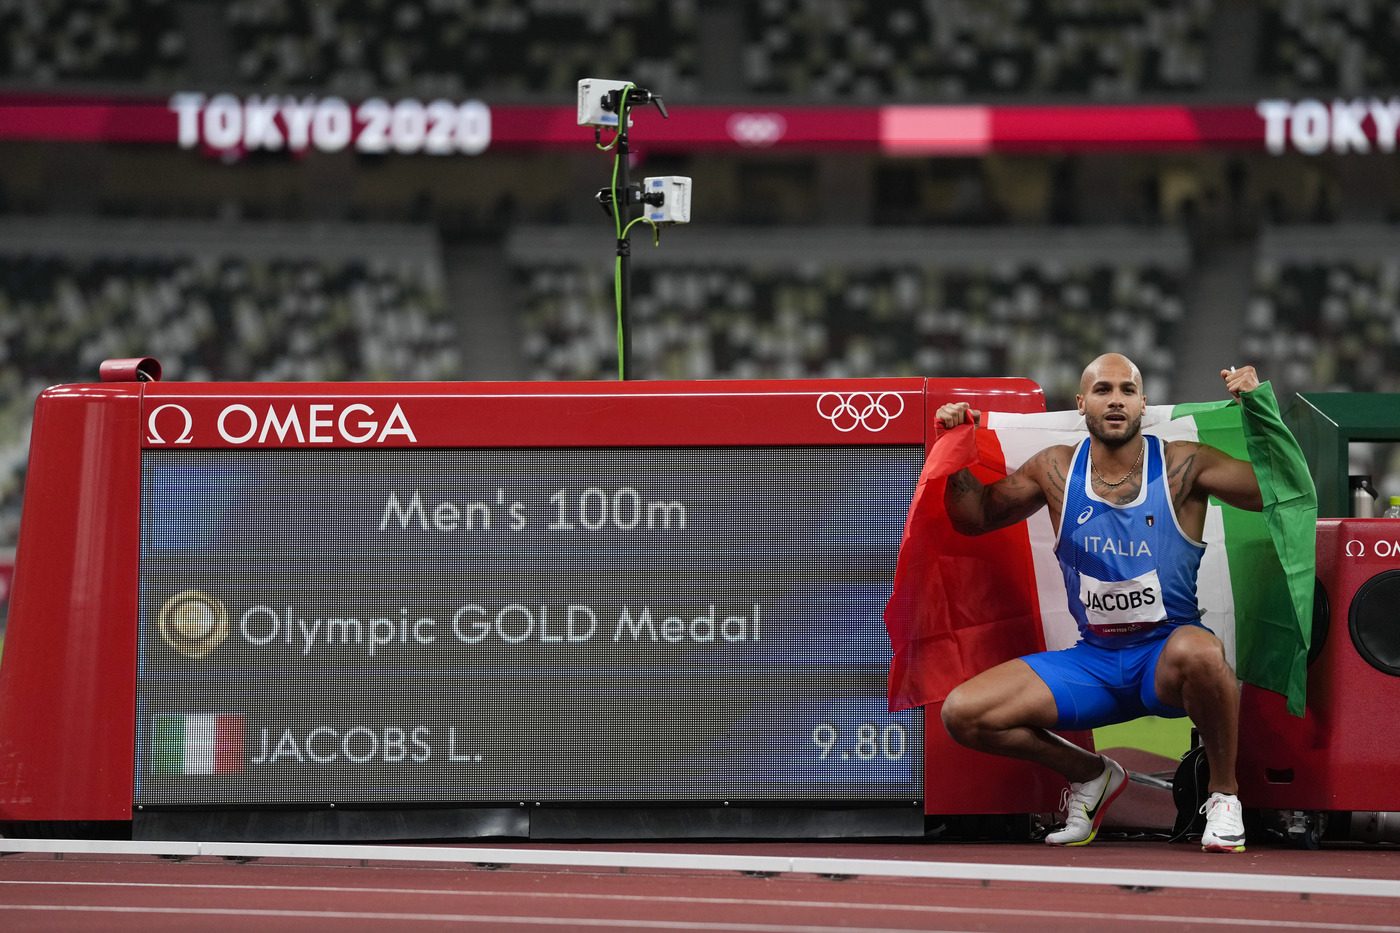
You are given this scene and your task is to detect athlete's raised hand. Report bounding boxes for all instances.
[1220,365,1260,400]
[936,402,979,430]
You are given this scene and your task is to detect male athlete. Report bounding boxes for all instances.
[936,354,1264,852]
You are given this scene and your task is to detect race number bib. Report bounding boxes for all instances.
[1080,569,1167,636]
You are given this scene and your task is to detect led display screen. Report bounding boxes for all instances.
[135,446,923,806]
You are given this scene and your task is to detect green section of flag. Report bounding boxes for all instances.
[152,714,185,774]
[1173,382,1316,716]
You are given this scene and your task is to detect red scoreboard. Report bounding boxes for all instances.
[0,370,1057,840]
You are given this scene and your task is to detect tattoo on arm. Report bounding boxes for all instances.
[944,468,989,534]
[1047,458,1067,496]
[1168,453,1197,507]
[947,461,1049,534]
[983,472,1034,526]
[948,469,979,497]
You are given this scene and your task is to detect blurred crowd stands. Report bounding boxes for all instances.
[510,226,1187,407]
[224,0,698,99]
[1245,224,1400,500]
[1245,225,1400,396]
[0,219,455,548]
[1259,0,1400,94]
[742,0,1211,100]
[5,0,1399,98]
[0,0,185,85]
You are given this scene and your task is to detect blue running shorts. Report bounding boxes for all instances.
[1021,622,1207,731]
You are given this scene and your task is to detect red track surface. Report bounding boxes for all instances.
[3,840,1398,932]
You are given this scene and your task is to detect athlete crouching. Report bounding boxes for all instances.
[937,354,1263,852]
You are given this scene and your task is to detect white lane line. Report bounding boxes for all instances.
[0,882,1397,932]
[3,838,1399,899]
[0,905,956,932]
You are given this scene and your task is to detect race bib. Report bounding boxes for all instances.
[1080,569,1167,636]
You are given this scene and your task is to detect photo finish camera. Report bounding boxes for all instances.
[642,176,692,225]
[577,78,669,128]
[577,78,633,127]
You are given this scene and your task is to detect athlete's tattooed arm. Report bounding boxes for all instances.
[944,448,1057,535]
[1166,449,1198,509]
[1046,456,1069,498]
[1192,443,1263,512]
[1165,439,1262,514]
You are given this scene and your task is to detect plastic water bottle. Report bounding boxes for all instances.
[1385,496,1400,519]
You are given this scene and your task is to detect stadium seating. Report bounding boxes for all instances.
[0,0,1222,101]
[742,0,1212,99]
[1245,244,1400,397]
[1246,226,1400,503]
[0,0,186,84]
[511,227,1187,407]
[11,1,1398,101]
[1257,0,1400,94]
[224,0,699,98]
[0,225,456,549]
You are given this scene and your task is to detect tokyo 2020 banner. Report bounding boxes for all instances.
[5,91,1399,156]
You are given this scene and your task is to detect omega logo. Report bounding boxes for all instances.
[215,402,415,444]
[144,401,418,445]
[1346,539,1400,558]
[146,404,194,445]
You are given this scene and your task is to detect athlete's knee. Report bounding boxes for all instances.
[1164,631,1232,683]
[940,685,984,747]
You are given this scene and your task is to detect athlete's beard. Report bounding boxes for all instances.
[1085,409,1143,448]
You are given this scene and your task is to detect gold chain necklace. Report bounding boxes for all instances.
[1091,439,1144,488]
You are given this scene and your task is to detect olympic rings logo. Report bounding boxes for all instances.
[816,392,906,433]
[726,112,787,148]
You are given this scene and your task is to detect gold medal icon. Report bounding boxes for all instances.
[158,589,229,659]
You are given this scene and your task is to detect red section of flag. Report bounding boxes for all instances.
[884,422,1046,711]
[214,714,244,774]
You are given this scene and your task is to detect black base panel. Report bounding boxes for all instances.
[135,806,528,842]
[134,805,924,842]
[529,805,924,839]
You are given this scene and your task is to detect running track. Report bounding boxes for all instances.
[2,838,1398,931]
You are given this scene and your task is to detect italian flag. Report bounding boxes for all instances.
[153,713,245,775]
[885,381,1316,716]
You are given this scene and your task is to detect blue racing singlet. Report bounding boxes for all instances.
[1054,434,1206,648]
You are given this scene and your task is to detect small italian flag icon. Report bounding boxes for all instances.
[153,713,244,775]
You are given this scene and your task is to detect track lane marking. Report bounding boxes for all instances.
[0,905,963,932]
[4,839,1399,899]
[1,882,1397,931]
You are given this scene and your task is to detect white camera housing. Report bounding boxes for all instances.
[577,78,633,127]
[643,176,692,225]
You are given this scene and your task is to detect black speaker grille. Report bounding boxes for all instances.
[1349,570,1400,678]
